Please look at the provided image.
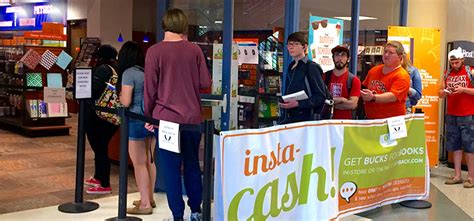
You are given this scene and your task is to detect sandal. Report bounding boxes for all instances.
[444,176,463,185]
[127,205,153,215]
[463,178,474,188]
[133,199,156,208]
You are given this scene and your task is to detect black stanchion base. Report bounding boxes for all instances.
[58,201,100,213]
[105,216,142,221]
[399,200,432,209]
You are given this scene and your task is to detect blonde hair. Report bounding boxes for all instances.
[385,41,409,69]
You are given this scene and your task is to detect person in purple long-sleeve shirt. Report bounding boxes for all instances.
[143,8,211,221]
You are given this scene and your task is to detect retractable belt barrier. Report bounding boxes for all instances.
[59,101,215,221]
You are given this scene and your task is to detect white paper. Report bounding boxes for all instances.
[237,44,258,65]
[282,90,308,102]
[75,69,92,99]
[158,120,180,153]
[387,116,408,140]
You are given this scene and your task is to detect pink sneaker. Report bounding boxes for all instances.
[86,186,112,195]
[84,177,101,187]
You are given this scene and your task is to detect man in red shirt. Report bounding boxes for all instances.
[323,45,361,119]
[439,47,474,188]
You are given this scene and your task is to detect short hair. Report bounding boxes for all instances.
[161,8,188,34]
[118,41,144,74]
[287,31,308,45]
[385,41,406,56]
[385,41,409,68]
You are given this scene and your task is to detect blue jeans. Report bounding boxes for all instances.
[155,128,203,219]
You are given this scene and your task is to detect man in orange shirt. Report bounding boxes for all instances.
[360,41,410,119]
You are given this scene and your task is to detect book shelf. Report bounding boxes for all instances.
[237,33,283,129]
[0,45,71,137]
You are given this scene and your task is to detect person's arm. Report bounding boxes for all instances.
[298,62,325,109]
[408,68,422,101]
[361,90,397,103]
[119,70,134,107]
[452,86,474,95]
[144,48,159,118]
[335,77,361,110]
[120,85,133,107]
[438,71,449,98]
[197,46,212,89]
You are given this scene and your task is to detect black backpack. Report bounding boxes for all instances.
[304,62,334,120]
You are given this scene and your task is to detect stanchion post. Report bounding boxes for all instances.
[202,120,214,221]
[58,100,100,213]
[105,107,141,221]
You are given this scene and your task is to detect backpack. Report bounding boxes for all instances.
[95,65,121,125]
[304,62,334,120]
[444,65,474,87]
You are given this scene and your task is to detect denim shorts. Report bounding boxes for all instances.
[129,119,147,141]
[445,115,474,153]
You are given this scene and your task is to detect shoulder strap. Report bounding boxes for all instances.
[465,66,474,87]
[324,70,332,86]
[346,72,354,95]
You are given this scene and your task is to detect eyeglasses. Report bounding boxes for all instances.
[287,42,302,47]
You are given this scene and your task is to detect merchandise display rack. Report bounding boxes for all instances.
[0,44,71,137]
[237,33,283,129]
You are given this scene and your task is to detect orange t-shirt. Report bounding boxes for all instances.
[362,65,410,119]
[446,66,474,116]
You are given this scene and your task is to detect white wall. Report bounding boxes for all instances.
[67,0,88,20]
[446,0,474,42]
[85,0,133,51]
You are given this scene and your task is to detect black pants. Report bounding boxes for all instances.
[85,107,118,187]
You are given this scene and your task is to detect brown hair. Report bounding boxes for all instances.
[161,8,188,34]
[385,41,409,69]
[287,31,308,45]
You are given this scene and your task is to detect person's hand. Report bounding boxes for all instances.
[144,123,155,132]
[333,97,347,104]
[360,89,375,101]
[439,88,451,98]
[279,99,299,109]
[452,86,465,94]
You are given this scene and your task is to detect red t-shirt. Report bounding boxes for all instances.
[446,66,474,116]
[324,70,361,119]
[362,65,410,119]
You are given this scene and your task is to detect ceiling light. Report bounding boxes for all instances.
[334,16,377,21]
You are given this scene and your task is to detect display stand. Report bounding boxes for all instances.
[0,45,71,137]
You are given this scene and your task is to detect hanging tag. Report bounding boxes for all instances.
[158,120,180,153]
[387,116,407,140]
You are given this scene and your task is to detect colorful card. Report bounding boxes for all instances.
[26,72,43,87]
[47,73,62,88]
[40,50,58,70]
[56,51,73,70]
[20,49,41,70]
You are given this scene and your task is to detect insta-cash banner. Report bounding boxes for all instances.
[214,115,429,220]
